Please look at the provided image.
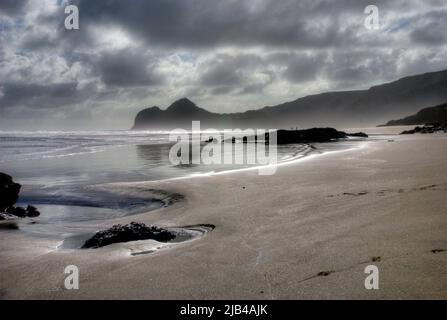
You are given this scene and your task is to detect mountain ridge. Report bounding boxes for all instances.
[132,69,447,129]
[382,102,447,126]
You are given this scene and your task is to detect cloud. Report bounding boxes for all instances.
[0,0,28,16]
[95,49,165,87]
[0,0,446,129]
[410,10,447,45]
[0,82,84,109]
[74,0,363,49]
[279,52,327,83]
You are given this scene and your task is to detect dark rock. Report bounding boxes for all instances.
[347,132,368,138]
[0,172,21,211]
[400,123,447,134]
[269,128,347,145]
[0,173,40,219]
[2,205,40,218]
[25,205,40,217]
[230,128,347,145]
[5,206,26,217]
[82,222,176,249]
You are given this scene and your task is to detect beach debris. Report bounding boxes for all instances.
[342,191,368,196]
[0,172,40,220]
[82,222,176,249]
[431,249,445,254]
[317,270,334,277]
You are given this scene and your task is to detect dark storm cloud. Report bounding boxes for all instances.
[0,0,28,16]
[0,82,81,109]
[410,10,447,45]
[19,34,58,51]
[95,49,164,87]
[199,54,263,86]
[200,64,243,87]
[198,54,274,95]
[277,52,328,83]
[74,0,375,49]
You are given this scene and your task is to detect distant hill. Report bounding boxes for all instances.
[132,69,447,129]
[133,98,271,129]
[381,102,447,126]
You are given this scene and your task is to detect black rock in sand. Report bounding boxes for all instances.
[82,222,176,249]
[0,172,21,211]
[0,172,40,220]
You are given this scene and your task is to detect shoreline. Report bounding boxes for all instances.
[0,134,446,299]
[6,137,363,238]
[114,138,368,184]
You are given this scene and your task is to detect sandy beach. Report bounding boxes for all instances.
[1,133,446,299]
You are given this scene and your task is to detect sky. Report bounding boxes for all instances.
[0,0,446,130]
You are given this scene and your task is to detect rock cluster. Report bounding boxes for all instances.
[82,222,176,249]
[347,132,369,138]
[232,128,368,145]
[0,172,40,221]
[401,123,447,134]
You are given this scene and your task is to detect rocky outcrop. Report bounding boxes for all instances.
[0,172,21,211]
[274,128,348,144]
[347,132,368,138]
[4,205,40,218]
[256,128,346,145]
[82,222,176,249]
[0,172,40,220]
[401,124,447,134]
[229,127,355,145]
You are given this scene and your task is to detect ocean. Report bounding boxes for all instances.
[0,130,366,238]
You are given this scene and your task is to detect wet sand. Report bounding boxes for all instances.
[0,134,446,299]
